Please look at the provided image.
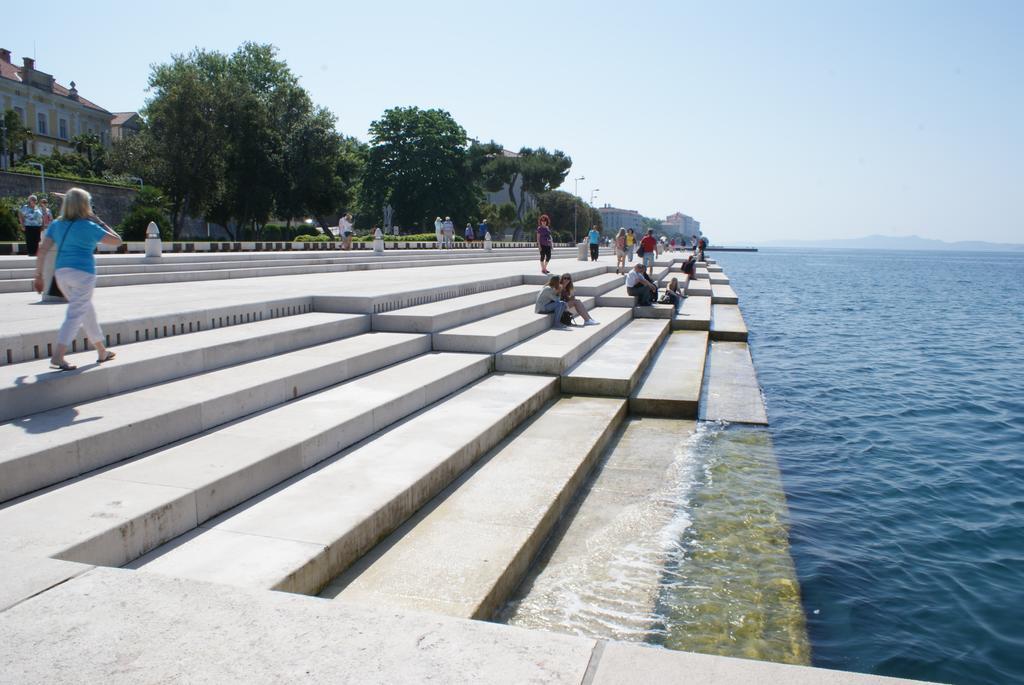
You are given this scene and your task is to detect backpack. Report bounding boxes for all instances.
[560,311,574,326]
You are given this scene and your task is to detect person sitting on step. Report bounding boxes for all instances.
[625,262,657,306]
[559,273,599,326]
[535,275,569,329]
[661,276,685,312]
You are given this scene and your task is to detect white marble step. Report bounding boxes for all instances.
[130,374,558,594]
[672,295,712,330]
[324,395,627,619]
[0,312,368,423]
[685,279,712,297]
[699,341,768,425]
[432,298,595,354]
[561,319,670,397]
[709,273,730,285]
[710,304,749,342]
[0,352,491,567]
[495,307,633,375]
[569,272,624,296]
[372,285,538,334]
[711,283,739,304]
[629,330,709,418]
[0,332,429,503]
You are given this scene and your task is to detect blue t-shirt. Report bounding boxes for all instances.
[588,229,600,245]
[44,219,106,274]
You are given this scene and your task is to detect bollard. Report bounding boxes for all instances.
[484,231,492,252]
[144,221,163,259]
[373,227,384,255]
[577,241,588,261]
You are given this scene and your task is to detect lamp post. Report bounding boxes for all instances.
[589,188,600,204]
[129,176,144,191]
[573,175,585,243]
[0,117,8,171]
[28,161,45,194]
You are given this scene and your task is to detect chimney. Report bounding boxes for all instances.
[68,80,79,100]
[0,48,11,63]
[22,56,34,71]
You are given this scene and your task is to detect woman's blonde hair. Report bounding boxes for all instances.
[59,188,93,221]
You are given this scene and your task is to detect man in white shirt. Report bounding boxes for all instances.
[625,262,657,306]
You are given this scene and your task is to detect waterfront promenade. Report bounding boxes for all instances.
[0,247,925,683]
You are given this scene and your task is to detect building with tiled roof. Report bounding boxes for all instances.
[111,112,143,141]
[1,48,114,158]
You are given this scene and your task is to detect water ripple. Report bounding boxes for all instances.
[725,249,1024,685]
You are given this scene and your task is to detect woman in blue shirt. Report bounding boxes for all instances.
[32,188,123,371]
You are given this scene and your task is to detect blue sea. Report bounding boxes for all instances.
[722,248,1024,685]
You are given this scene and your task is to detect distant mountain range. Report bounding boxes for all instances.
[758,234,1024,252]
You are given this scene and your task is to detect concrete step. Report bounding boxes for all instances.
[706,264,723,272]
[521,264,606,286]
[371,284,537,334]
[595,285,634,308]
[561,319,670,397]
[570,272,623,296]
[709,273,730,285]
[634,304,676,319]
[698,341,768,425]
[711,283,739,304]
[432,298,595,354]
[629,330,709,418]
[0,352,491,567]
[2,295,316,365]
[130,374,559,594]
[710,304,749,342]
[695,268,710,280]
[0,332,429,503]
[324,395,627,619]
[672,295,711,330]
[0,312,368,423]
[503,417,697,637]
[685,279,712,297]
[495,307,633,375]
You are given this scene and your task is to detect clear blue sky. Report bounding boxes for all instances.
[7,0,1022,243]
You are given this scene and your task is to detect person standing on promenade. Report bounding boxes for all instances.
[639,229,658,276]
[442,216,454,248]
[478,219,489,242]
[40,197,53,232]
[588,225,601,261]
[614,228,627,274]
[625,228,636,263]
[625,262,657,306]
[19,194,44,256]
[465,222,475,242]
[32,188,123,370]
[434,216,443,246]
[536,213,553,274]
[535,275,568,329]
[338,213,354,250]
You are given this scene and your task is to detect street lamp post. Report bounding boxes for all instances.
[28,161,45,194]
[573,175,585,243]
[129,176,144,191]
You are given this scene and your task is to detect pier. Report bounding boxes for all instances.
[0,246,922,683]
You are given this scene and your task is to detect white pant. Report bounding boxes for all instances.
[55,268,103,348]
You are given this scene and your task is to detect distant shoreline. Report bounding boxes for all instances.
[754,235,1023,253]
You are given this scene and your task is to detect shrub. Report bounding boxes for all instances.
[352,232,463,243]
[0,199,22,242]
[294,233,332,242]
[118,206,171,241]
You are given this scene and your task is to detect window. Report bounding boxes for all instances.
[59,119,68,140]
[14,106,25,123]
[37,112,47,135]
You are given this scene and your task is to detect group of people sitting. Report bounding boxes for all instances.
[534,274,601,329]
[534,251,702,328]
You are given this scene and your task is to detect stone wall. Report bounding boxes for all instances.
[0,171,137,226]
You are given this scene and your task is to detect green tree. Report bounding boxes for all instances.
[359,106,479,230]
[70,133,106,175]
[536,190,602,243]
[117,186,172,240]
[2,109,31,165]
[479,147,572,238]
[142,49,228,238]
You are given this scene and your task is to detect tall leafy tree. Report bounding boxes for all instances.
[359,107,478,230]
[142,49,228,238]
[2,109,32,165]
[479,146,572,238]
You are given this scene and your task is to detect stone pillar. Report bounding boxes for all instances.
[144,222,162,259]
[373,227,384,255]
[484,231,492,252]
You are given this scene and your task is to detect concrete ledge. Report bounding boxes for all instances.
[711,283,739,304]
[710,304,749,342]
[495,307,632,375]
[672,295,712,330]
[630,331,709,418]
[561,319,670,397]
[372,284,537,333]
[699,341,768,425]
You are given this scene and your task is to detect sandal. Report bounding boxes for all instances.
[97,351,117,364]
[50,361,78,371]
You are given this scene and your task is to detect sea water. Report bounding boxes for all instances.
[503,249,1023,685]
